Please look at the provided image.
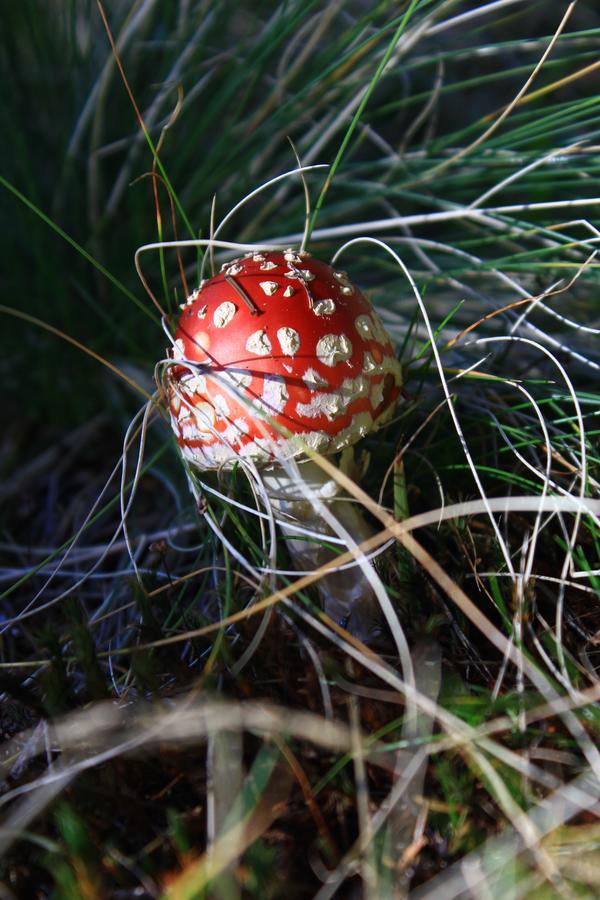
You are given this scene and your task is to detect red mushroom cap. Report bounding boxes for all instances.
[166,249,401,469]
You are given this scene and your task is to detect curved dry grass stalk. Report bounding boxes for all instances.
[0,695,398,857]
[103,493,599,659]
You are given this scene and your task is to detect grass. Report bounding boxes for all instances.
[1,0,600,896]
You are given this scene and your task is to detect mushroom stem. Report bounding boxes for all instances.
[262,461,384,642]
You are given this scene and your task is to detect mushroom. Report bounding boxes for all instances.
[165,249,401,640]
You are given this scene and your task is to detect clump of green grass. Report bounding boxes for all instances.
[1,1,600,897]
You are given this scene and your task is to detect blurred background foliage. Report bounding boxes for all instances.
[2,0,599,430]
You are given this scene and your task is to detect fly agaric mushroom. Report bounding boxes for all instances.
[166,248,401,640]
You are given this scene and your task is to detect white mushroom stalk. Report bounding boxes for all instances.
[163,248,403,641]
[260,457,390,641]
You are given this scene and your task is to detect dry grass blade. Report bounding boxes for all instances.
[386,639,442,897]
[412,768,600,900]
[420,1,577,183]
[163,750,293,900]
